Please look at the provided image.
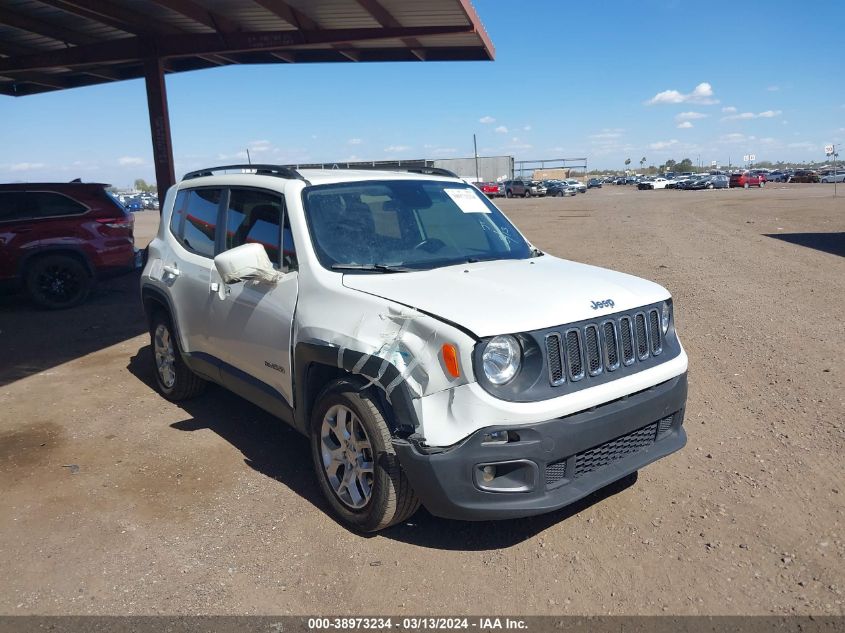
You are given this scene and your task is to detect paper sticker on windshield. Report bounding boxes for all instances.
[445,188,491,213]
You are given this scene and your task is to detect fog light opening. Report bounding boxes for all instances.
[481,430,521,445]
[481,465,496,483]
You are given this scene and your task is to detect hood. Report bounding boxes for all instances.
[342,255,670,338]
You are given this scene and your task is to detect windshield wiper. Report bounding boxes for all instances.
[331,263,414,273]
[530,247,545,258]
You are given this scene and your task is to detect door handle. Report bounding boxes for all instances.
[162,265,180,277]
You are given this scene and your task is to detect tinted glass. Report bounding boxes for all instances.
[302,180,531,271]
[181,188,221,258]
[0,191,87,220]
[0,192,28,221]
[225,189,283,266]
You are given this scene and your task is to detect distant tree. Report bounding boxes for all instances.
[624,158,631,170]
[675,158,694,172]
[640,156,647,171]
[665,159,677,171]
[134,178,150,192]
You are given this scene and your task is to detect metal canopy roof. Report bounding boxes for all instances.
[0,0,495,97]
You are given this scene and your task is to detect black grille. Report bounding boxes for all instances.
[544,414,681,487]
[584,325,602,376]
[656,414,674,438]
[545,460,567,485]
[546,334,564,385]
[542,304,671,389]
[573,422,658,479]
[619,317,634,365]
[635,312,649,360]
[603,321,619,370]
[648,309,662,355]
[565,329,584,380]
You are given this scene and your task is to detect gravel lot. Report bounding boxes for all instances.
[0,184,843,615]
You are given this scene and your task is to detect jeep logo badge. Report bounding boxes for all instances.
[591,299,615,310]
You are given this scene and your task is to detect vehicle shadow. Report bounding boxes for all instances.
[0,270,147,388]
[764,232,845,258]
[127,346,639,551]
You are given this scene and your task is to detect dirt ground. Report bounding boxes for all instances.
[0,184,843,615]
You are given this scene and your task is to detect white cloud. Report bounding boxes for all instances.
[675,111,707,122]
[118,156,145,166]
[722,110,782,121]
[383,145,411,153]
[494,125,508,134]
[722,106,737,113]
[677,121,694,129]
[646,82,718,105]
[719,133,755,144]
[431,147,457,156]
[248,140,272,153]
[347,138,363,145]
[787,141,817,150]
[479,116,495,124]
[523,125,532,131]
[9,162,46,171]
[590,131,622,139]
[648,139,679,150]
[767,85,780,92]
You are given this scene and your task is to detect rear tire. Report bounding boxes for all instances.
[311,379,420,532]
[506,190,512,198]
[150,312,206,401]
[25,254,91,309]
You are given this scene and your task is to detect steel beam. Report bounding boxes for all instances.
[0,6,98,45]
[144,57,175,203]
[36,0,178,37]
[0,25,472,73]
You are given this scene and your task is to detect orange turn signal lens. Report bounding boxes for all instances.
[441,344,461,378]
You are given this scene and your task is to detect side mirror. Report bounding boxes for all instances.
[214,243,283,284]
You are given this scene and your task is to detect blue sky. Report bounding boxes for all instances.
[1,0,843,187]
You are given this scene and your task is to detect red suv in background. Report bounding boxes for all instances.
[729,172,765,188]
[0,181,136,308]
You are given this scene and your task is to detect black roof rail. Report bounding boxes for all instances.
[404,166,460,178]
[182,164,309,183]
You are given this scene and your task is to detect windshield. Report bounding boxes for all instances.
[302,180,533,272]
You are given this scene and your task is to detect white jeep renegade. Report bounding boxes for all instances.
[141,164,688,532]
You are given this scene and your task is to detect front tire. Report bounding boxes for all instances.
[25,254,91,309]
[311,380,419,532]
[506,190,513,198]
[150,312,206,401]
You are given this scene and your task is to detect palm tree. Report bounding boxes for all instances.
[624,158,631,171]
[640,156,647,171]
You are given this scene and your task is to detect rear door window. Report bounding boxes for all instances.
[177,188,222,258]
[0,191,86,221]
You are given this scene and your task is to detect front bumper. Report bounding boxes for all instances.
[393,372,687,521]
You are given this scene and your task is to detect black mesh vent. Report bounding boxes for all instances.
[546,334,564,385]
[657,414,674,438]
[648,309,662,355]
[603,321,619,370]
[619,317,634,365]
[635,313,649,360]
[545,460,567,485]
[574,422,658,479]
[585,325,602,376]
[565,330,583,379]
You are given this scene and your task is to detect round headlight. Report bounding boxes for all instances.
[482,335,521,385]
[661,300,671,334]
